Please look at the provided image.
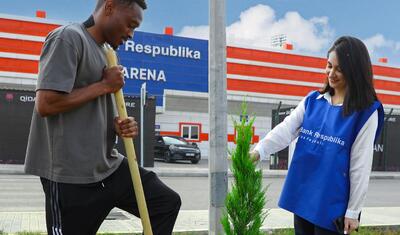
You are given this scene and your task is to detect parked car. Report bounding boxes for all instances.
[154,135,201,164]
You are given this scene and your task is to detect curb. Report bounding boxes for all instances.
[2,226,399,235]
[95,225,400,234]
[152,170,287,178]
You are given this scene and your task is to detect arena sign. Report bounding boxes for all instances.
[117,31,208,106]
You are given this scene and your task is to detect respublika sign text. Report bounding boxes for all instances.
[117,31,208,106]
[124,41,201,60]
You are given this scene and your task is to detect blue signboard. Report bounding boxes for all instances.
[117,31,208,106]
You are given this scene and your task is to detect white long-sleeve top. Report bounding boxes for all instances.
[254,92,378,219]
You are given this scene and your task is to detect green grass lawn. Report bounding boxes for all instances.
[1,227,399,235]
[267,227,400,235]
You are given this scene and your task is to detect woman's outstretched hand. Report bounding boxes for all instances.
[249,150,260,162]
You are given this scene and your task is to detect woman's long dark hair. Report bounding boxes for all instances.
[320,36,378,116]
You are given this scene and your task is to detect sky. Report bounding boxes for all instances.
[1,0,400,66]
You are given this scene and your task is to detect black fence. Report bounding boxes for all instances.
[271,105,400,171]
[114,96,156,167]
[372,110,400,171]
[0,89,155,167]
[0,90,34,164]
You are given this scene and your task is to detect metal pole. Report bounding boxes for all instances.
[209,0,227,234]
[383,108,393,171]
[272,101,282,169]
[140,82,146,167]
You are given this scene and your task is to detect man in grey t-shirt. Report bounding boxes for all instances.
[24,1,181,234]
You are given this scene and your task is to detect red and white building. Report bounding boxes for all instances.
[1,13,399,159]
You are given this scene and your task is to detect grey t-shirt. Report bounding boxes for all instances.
[24,23,123,184]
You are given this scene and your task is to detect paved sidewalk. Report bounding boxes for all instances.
[1,162,399,233]
[0,207,399,234]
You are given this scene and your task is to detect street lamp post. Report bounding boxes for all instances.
[209,0,228,234]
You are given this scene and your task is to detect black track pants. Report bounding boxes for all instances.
[40,158,181,235]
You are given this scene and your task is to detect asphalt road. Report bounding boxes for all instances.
[0,174,399,212]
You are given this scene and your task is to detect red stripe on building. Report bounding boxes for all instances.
[227,134,235,142]
[200,133,209,141]
[373,65,400,79]
[0,58,38,74]
[0,18,59,37]
[374,80,400,92]
[228,46,400,80]
[158,131,258,143]
[159,131,179,136]
[0,38,43,55]
[228,63,400,92]
[159,131,210,142]
[227,46,326,69]
[228,78,400,105]
[227,78,316,97]
[228,62,325,83]
[377,94,400,105]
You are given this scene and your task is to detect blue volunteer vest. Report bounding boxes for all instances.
[278,91,384,231]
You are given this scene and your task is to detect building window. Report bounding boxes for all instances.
[182,126,190,138]
[180,123,200,141]
[191,126,199,139]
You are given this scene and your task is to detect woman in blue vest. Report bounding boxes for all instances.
[251,36,384,234]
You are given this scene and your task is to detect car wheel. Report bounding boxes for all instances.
[191,154,201,164]
[165,151,173,163]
